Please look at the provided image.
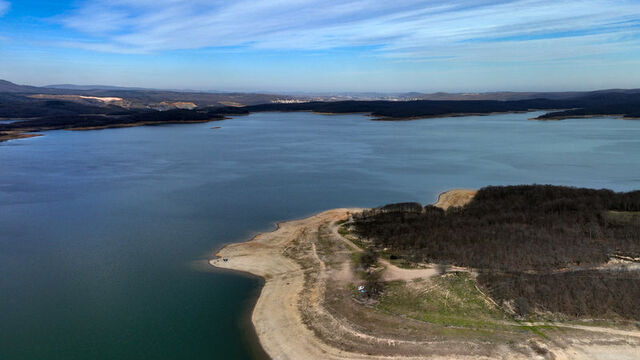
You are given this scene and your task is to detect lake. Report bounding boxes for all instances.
[2,111,640,359]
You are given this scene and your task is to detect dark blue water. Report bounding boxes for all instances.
[1,112,640,359]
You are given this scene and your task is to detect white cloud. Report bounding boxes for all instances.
[58,0,640,60]
[0,1,10,17]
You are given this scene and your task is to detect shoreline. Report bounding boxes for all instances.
[371,110,536,121]
[0,117,228,143]
[239,276,272,360]
[0,118,228,143]
[3,109,639,144]
[531,114,640,121]
[0,110,574,144]
[0,131,43,142]
[208,212,338,360]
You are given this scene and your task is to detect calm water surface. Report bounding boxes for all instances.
[2,112,640,359]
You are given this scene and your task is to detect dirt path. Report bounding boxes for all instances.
[330,212,439,283]
[528,322,640,339]
[378,189,476,282]
[378,258,438,281]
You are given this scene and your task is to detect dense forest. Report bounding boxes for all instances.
[353,185,640,271]
[0,109,229,131]
[351,185,640,319]
[241,92,640,120]
[240,94,640,120]
[478,271,640,320]
[241,99,565,118]
[0,108,228,133]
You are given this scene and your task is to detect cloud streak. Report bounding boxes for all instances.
[58,0,640,62]
[0,1,10,17]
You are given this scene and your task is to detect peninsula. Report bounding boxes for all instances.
[212,186,640,360]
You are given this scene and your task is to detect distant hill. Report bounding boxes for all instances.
[411,91,586,101]
[276,89,640,102]
[0,93,126,118]
[5,79,640,103]
[420,89,640,101]
[45,84,150,91]
[0,80,44,93]
[0,79,291,108]
[355,90,640,101]
[45,84,227,93]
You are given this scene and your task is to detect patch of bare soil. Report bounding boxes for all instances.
[434,189,477,210]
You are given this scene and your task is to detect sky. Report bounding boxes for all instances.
[0,0,639,93]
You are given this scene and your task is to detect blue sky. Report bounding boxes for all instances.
[0,0,639,92]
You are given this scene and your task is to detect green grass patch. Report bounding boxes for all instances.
[337,226,351,238]
[338,225,368,250]
[605,210,640,225]
[350,252,361,267]
[518,325,551,339]
[377,273,512,330]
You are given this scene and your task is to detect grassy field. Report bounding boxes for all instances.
[338,219,563,339]
[377,273,512,330]
[606,210,640,225]
[338,223,369,250]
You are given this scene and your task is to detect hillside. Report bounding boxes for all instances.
[0,79,289,108]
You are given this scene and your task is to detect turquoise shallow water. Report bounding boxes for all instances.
[1,111,640,359]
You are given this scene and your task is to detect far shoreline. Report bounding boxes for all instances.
[4,108,636,144]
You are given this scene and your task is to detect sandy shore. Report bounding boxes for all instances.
[0,131,42,142]
[211,190,640,360]
[434,188,477,209]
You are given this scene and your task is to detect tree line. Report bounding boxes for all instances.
[351,185,640,319]
[352,185,640,272]
[478,270,640,320]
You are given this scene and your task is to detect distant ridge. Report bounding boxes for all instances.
[45,84,227,93]
[0,79,291,113]
[45,84,150,91]
[2,79,640,101]
[0,80,43,93]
